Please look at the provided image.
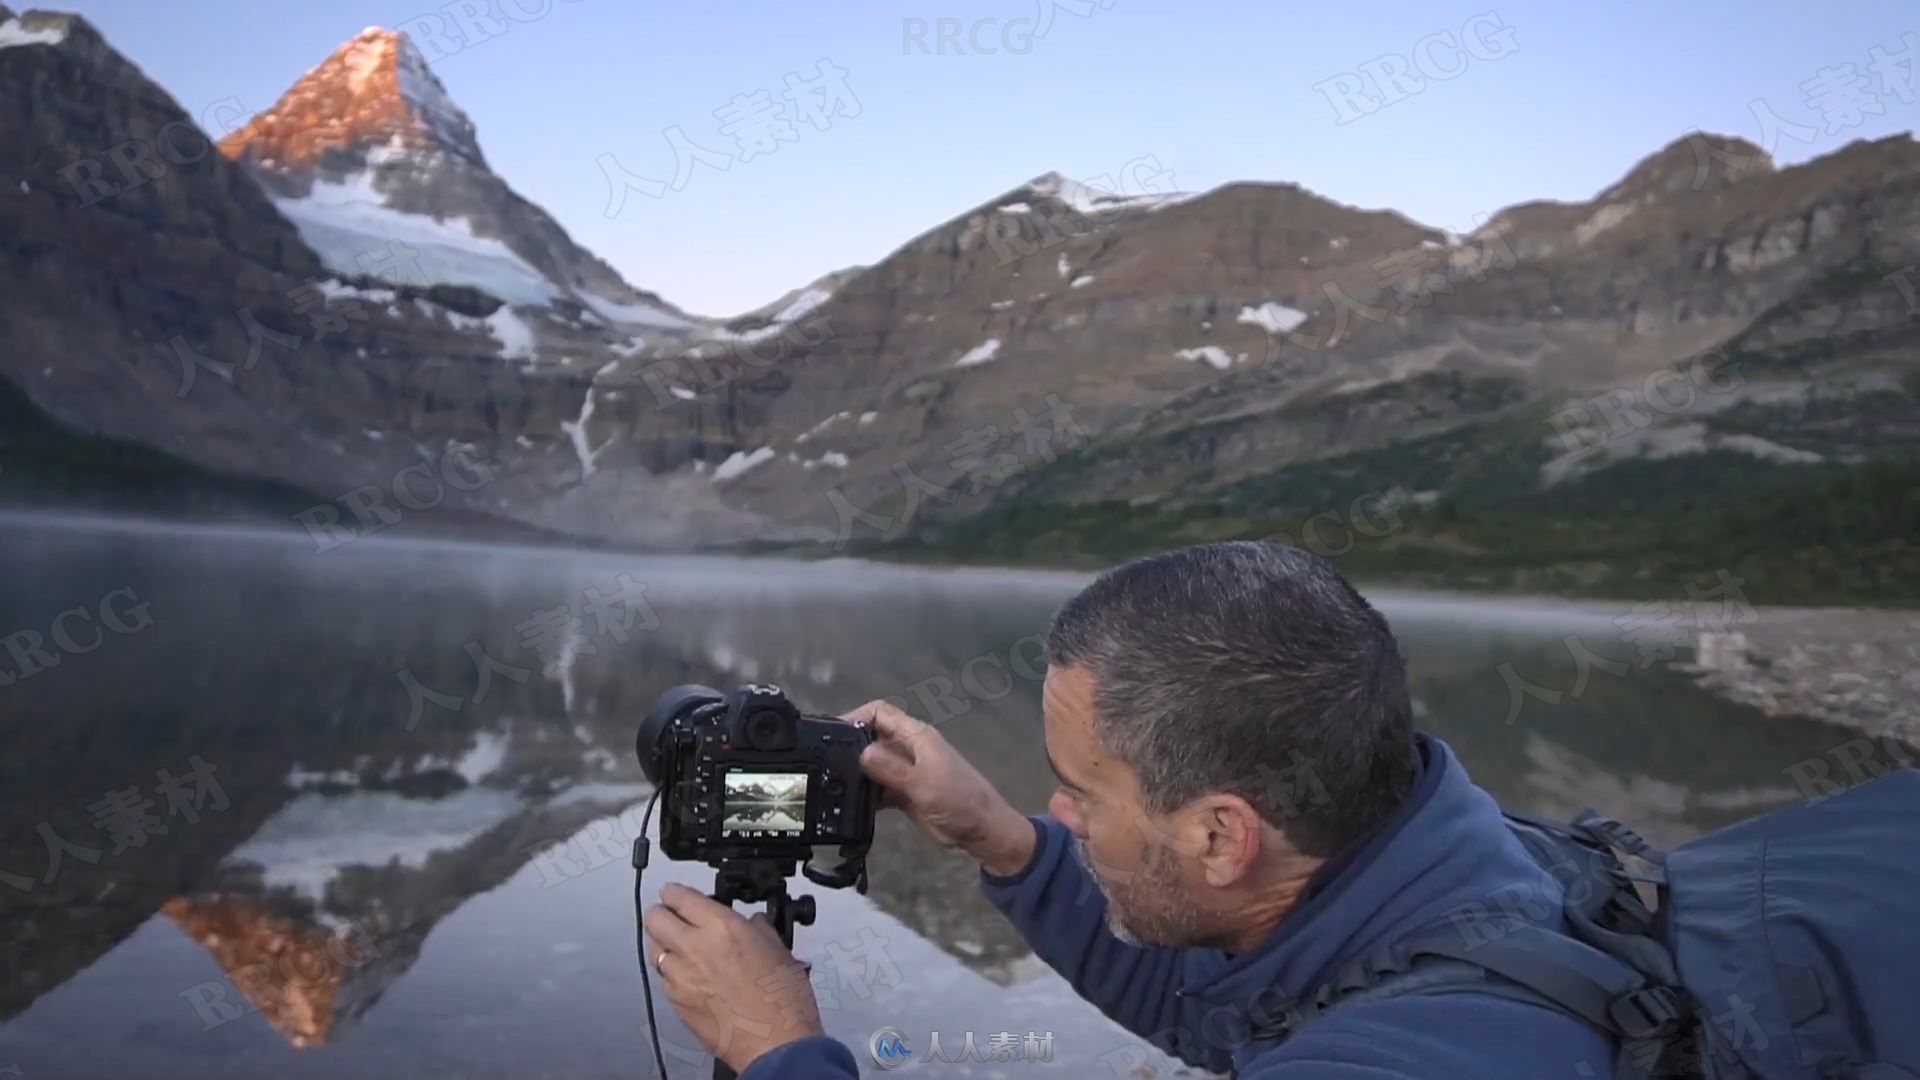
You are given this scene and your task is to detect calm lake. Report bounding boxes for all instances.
[0,513,1863,1078]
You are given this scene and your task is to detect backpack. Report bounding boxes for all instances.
[1254,767,1920,1080]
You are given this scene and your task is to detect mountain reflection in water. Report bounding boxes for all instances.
[0,514,1866,1078]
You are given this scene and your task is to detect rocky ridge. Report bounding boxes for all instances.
[2,12,1915,562]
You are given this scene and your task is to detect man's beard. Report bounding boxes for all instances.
[1072,836,1202,947]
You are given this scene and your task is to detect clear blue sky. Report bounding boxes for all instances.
[66,0,1920,317]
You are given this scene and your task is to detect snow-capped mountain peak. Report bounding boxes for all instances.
[221,26,484,169]
[220,26,698,338]
[1021,168,1197,216]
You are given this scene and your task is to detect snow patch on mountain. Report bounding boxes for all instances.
[453,730,507,783]
[1027,170,1198,217]
[465,307,537,359]
[560,387,607,478]
[1540,422,1825,487]
[580,292,694,330]
[1236,302,1309,334]
[273,165,558,305]
[319,279,399,304]
[764,287,832,324]
[799,450,850,471]
[286,764,360,788]
[1175,346,1234,371]
[955,338,1002,368]
[712,447,776,482]
[0,16,67,48]
[487,309,533,357]
[796,411,852,443]
[1574,203,1637,246]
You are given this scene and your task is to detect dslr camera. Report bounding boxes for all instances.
[636,683,877,890]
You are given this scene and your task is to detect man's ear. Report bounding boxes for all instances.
[1191,794,1265,887]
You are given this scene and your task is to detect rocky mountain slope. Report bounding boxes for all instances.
[973,133,1920,507]
[0,11,775,546]
[596,133,1918,581]
[4,8,1915,586]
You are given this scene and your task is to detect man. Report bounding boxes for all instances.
[643,541,1616,1077]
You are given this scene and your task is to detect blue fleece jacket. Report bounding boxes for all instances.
[741,734,1616,1078]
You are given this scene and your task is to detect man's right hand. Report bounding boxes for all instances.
[845,699,1038,877]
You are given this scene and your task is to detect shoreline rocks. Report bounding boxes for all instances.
[1684,609,1920,754]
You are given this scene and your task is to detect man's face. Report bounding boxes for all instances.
[1042,664,1205,947]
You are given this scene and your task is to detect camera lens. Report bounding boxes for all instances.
[637,684,723,783]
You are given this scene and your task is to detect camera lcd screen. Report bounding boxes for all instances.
[721,771,809,836]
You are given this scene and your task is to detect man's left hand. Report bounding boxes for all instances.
[644,882,824,1073]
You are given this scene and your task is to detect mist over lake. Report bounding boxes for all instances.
[0,513,1866,1078]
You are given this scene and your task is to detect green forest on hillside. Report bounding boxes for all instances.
[0,375,326,517]
[883,443,1920,606]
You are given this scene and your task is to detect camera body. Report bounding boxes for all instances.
[638,683,877,871]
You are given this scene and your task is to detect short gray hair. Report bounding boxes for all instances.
[1044,541,1416,857]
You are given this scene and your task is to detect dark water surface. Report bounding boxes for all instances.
[0,513,1860,1078]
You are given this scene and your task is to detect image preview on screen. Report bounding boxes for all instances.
[721,770,809,835]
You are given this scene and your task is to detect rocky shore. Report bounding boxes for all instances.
[1686,608,1920,755]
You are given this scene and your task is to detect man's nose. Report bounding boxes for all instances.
[1049,790,1086,837]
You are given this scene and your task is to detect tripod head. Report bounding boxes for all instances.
[710,858,815,947]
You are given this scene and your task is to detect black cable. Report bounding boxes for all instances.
[634,789,671,1080]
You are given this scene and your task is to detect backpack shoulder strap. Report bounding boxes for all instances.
[1254,917,1691,1080]
[1395,921,1683,1042]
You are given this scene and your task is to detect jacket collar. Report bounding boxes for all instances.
[1177,733,1522,1013]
